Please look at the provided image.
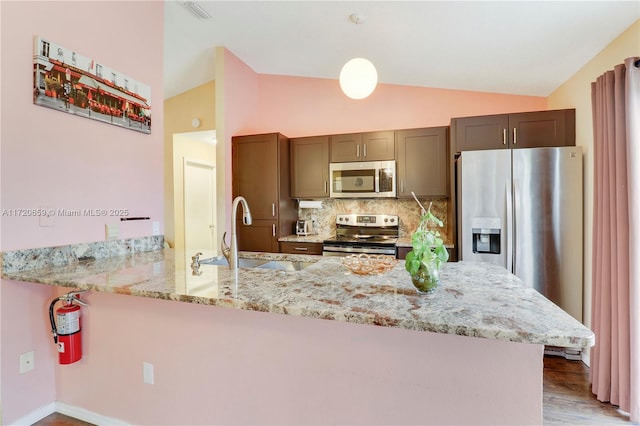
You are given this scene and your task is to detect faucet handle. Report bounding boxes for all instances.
[191,252,203,270]
[220,232,231,263]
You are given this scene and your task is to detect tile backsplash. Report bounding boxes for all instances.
[296,198,449,242]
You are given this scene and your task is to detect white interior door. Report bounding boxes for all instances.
[184,159,216,255]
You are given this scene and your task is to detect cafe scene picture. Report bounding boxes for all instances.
[33,36,151,134]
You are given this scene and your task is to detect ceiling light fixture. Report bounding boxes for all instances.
[339,14,377,100]
[183,1,212,20]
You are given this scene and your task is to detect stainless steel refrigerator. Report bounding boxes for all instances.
[457,146,583,323]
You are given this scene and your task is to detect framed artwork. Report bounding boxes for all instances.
[33,36,151,134]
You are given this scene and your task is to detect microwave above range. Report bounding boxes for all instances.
[329,160,396,198]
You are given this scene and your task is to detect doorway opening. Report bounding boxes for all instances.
[172,130,217,255]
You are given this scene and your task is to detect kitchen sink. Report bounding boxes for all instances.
[200,257,268,268]
[200,257,314,271]
[256,260,315,271]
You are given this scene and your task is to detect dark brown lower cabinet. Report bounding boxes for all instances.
[280,241,323,255]
[236,220,279,253]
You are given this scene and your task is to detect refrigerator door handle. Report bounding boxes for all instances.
[512,181,518,275]
[506,181,514,273]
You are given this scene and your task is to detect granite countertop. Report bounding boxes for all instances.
[1,249,594,348]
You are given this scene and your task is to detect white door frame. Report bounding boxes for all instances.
[183,158,217,255]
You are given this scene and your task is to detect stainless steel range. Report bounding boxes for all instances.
[322,214,399,257]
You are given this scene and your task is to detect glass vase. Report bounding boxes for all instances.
[410,263,440,294]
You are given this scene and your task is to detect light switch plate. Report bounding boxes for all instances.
[20,351,34,374]
[39,206,54,227]
[143,361,154,384]
[105,223,119,240]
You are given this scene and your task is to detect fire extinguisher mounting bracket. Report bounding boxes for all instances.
[49,290,89,365]
[60,290,90,306]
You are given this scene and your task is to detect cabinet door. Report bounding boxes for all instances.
[362,130,395,161]
[232,134,278,220]
[451,114,509,153]
[330,133,362,162]
[280,241,323,255]
[509,109,575,149]
[290,136,329,198]
[396,246,411,260]
[237,219,279,252]
[396,127,448,198]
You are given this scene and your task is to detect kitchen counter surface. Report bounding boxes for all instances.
[2,248,593,348]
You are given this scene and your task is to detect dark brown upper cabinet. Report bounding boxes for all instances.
[232,133,297,252]
[451,109,575,153]
[290,136,329,199]
[395,127,449,198]
[330,130,395,162]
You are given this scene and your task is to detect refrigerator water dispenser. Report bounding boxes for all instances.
[471,217,501,254]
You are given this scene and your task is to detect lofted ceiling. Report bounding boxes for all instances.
[163,0,640,100]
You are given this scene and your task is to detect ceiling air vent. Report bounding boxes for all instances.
[183,1,212,20]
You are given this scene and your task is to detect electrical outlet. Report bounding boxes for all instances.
[19,351,34,374]
[152,221,160,236]
[143,362,154,384]
[105,223,119,240]
[39,206,54,227]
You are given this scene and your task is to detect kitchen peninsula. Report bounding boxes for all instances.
[2,247,593,425]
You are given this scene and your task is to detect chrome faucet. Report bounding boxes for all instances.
[221,196,252,270]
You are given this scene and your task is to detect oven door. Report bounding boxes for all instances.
[322,241,397,257]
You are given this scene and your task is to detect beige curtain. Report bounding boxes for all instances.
[591,57,640,421]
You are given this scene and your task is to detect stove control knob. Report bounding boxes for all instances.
[345,217,349,222]
[390,218,395,223]
[384,218,388,223]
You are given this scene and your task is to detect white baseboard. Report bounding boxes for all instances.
[7,402,129,426]
[55,402,130,426]
[8,402,55,426]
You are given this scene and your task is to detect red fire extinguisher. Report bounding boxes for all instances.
[49,290,89,364]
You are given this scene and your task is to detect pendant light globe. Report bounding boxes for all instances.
[339,57,378,100]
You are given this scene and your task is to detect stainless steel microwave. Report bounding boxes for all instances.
[329,160,396,198]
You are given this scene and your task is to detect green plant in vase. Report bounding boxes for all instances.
[405,199,449,293]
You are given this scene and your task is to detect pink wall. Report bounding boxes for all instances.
[0,1,164,423]
[54,289,542,425]
[0,2,164,252]
[219,48,260,231]
[245,74,546,138]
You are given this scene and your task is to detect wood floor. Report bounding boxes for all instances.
[32,356,631,425]
[31,412,93,426]
[543,355,630,425]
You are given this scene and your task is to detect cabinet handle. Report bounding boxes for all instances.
[356,145,360,158]
[272,224,276,237]
[363,143,367,158]
[294,247,308,251]
[513,128,517,145]
[502,129,507,145]
[272,203,275,217]
[324,180,328,194]
[401,179,404,193]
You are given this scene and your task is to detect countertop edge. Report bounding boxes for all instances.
[1,249,595,349]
